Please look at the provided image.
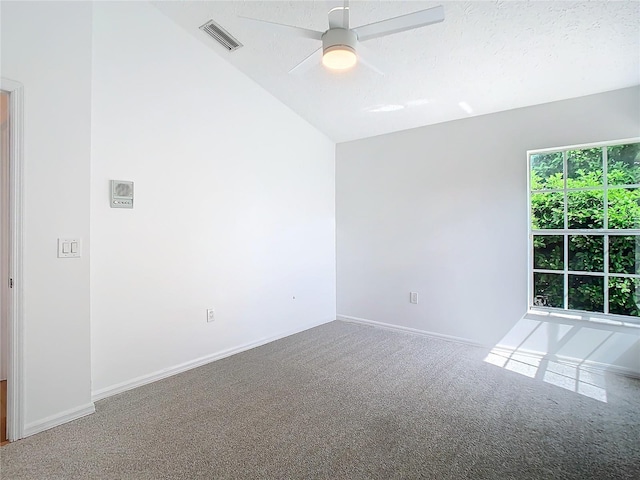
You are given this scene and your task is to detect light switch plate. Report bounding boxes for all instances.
[58,238,81,258]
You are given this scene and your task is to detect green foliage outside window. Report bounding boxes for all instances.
[609,278,640,316]
[608,144,640,185]
[567,191,604,229]
[530,152,563,190]
[533,273,563,308]
[533,235,563,270]
[567,148,603,187]
[609,236,640,274]
[569,236,603,272]
[568,275,604,313]
[530,142,640,317]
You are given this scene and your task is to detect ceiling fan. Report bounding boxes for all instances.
[240,1,444,74]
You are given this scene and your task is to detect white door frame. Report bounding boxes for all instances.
[1,77,25,441]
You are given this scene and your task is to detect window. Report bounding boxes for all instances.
[529,139,640,320]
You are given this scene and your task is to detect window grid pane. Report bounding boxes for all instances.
[529,140,640,321]
[567,148,603,188]
[568,274,604,313]
[531,151,563,190]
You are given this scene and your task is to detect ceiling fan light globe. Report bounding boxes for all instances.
[322,46,357,70]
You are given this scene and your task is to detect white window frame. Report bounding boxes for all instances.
[527,137,640,324]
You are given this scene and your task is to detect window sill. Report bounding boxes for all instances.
[526,308,640,332]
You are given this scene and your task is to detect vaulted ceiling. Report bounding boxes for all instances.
[154,1,640,143]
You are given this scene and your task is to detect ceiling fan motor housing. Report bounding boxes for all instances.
[322,28,357,55]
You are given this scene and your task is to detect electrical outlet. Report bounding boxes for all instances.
[410,292,418,304]
[206,308,215,323]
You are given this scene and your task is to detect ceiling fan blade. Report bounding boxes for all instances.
[289,48,323,75]
[356,43,385,75]
[238,16,323,40]
[352,5,444,42]
[342,0,350,29]
[327,0,350,29]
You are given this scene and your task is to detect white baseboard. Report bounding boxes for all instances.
[92,318,333,402]
[24,402,95,438]
[337,314,640,379]
[336,314,486,347]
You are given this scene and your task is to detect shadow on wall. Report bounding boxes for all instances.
[484,310,640,403]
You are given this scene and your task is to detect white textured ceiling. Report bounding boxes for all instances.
[154,1,640,143]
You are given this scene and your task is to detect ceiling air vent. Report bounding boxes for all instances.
[200,20,243,52]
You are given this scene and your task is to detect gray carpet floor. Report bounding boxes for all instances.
[1,320,639,479]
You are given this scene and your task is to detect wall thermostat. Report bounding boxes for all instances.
[110,180,134,208]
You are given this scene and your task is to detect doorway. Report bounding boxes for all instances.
[0,90,9,445]
[0,78,24,443]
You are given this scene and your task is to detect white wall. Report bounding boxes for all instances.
[337,87,640,374]
[4,0,633,436]
[90,2,336,395]
[0,1,93,427]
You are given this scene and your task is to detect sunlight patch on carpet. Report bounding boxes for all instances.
[484,349,608,402]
